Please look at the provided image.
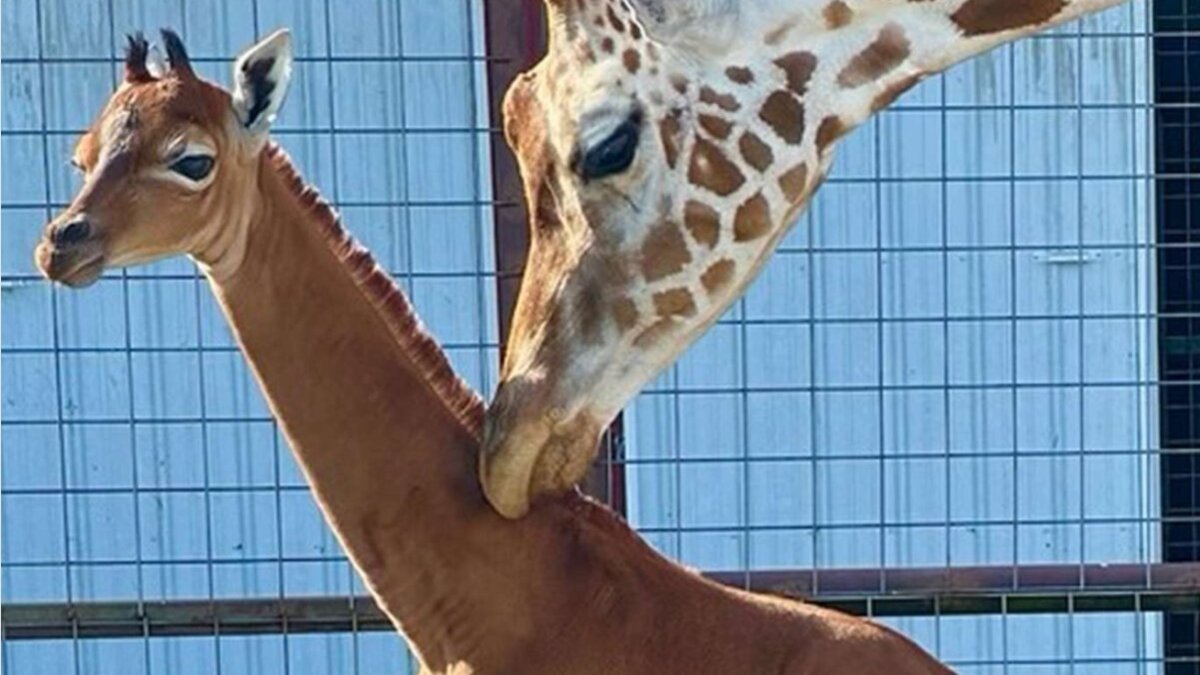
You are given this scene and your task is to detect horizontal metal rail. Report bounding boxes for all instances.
[5,563,1198,640]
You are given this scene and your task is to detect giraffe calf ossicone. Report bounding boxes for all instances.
[482,0,1132,519]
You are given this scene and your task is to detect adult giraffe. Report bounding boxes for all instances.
[35,29,950,674]
[481,0,1135,518]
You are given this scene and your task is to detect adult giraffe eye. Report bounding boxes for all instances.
[576,110,643,181]
[170,155,215,181]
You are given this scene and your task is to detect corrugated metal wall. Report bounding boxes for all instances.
[1,0,1168,672]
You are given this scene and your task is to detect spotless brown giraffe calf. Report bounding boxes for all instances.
[481,0,1135,518]
[35,29,950,674]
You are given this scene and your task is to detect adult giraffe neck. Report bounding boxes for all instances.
[199,145,522,668]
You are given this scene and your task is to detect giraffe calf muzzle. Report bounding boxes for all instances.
[52,218,93,247]
[35,217,107,288]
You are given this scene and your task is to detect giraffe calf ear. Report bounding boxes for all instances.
[231,29,293,137]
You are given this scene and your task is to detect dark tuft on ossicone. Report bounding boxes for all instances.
[123,32,153,83]
[159,28,195,78]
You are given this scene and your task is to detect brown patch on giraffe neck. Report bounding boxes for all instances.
[623,48,641,74]
[698,113,733,140]
[823,1,854,28]
[669,74,689,95]
[871,73,924,112]
[734,192,772,242]
[601,37,615,54]
[778,163,810,203]
[738,132,774,172]
[688,137,746,196]
[725,66,754,85]
[816,116,847,153]
[641,219,692,281]
[606,5,626,32]
[952,0,1067,36]
[611,296,639,333]
[773,51,817,96]
[759,91,806,145]
[699,86,740,112]
[701,259,736,296]
[684,200,720,249]
[764,17,800,45]
[653,288,697,319]
[658,111,682,168]
[838,23,911,89]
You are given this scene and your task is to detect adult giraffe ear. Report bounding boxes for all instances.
[231,29,293,140]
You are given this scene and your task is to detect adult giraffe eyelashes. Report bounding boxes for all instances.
[573,107,644,181]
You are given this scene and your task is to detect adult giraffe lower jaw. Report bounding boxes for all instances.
[33,27,954,673]
[480,0,1134,519]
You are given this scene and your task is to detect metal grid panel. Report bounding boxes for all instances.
[1155,0,1200,668]
[2,0,1198,673]
[627,4,1160,574]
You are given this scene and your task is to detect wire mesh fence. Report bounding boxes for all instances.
[2,0,1198,673]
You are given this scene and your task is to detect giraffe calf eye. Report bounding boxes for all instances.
[575,109,643,181]
[170,154,215,181]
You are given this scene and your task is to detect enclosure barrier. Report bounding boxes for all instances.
[5,563,1198,639]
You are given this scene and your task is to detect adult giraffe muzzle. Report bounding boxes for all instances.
[481,0,1132,519]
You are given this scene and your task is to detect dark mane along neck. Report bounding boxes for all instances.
[263,141,685,567]
[262,142,485,438]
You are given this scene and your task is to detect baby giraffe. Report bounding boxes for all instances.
[481,0,1134,517]
[35,28,951,674]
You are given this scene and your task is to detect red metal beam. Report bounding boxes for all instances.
[482,0,544,341]
[5,563,1197,640]
[705,562,1200,598]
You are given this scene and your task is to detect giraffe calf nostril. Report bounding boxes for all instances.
[54,219,92,247]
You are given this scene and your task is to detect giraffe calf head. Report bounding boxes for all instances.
[35,29,293,287]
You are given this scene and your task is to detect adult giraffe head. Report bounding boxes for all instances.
[481,0,1129,518]
[35,29,292,286]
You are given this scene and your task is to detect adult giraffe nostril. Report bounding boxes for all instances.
[53,218,92,247]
